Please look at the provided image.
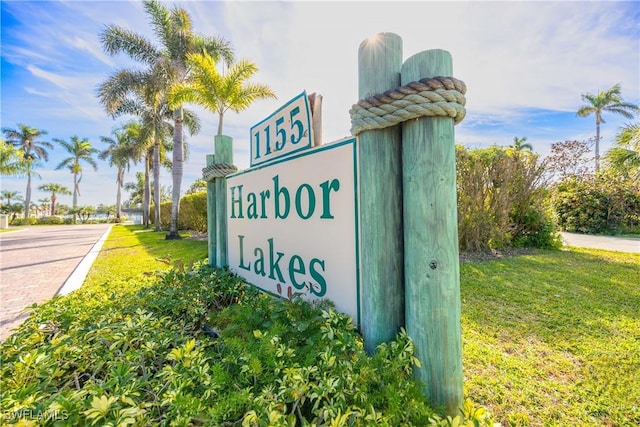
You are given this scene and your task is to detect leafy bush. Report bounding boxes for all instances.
[456,145,559,251]
[156,191,207,232]
[178,191,207,232]
[11,217,38,226]
[36,216,64,225]
[0,264,492,426]
[551,173,640,234]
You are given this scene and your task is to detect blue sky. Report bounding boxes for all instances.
[1,0,639,208]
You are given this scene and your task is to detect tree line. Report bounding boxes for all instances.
[1,0,274,236]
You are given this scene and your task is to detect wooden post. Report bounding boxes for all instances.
[309,92,323,146]
[358,33,404,353]
[206,154,216,266]
[215,135,233,267]
[401,50,463,414]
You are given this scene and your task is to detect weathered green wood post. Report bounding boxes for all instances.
[206,154,216,266]
[358,33,405,353]
[401,50,463,414]
[215,135,233,267]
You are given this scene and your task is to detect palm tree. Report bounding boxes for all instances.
[1,190,21,206]
[54,136,98,210]
[38,183,71,216]
[604,122,640,179]
[98,71,178,230]
[577,84,639,173]
[1,140,27,176]
[100,0,232,239]
[170,53,276,137]
[511,136,533,152]
[100,122,140,221]
[125,171,146,207]
[1,124,52,217]
[37,198,51,216]
[1,190,23,213]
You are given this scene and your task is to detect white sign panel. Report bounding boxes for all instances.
[250,91,313,166]
[227,137,360,323]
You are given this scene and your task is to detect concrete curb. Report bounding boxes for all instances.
[57,225,113,296]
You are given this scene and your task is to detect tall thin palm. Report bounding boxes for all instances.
[38,183,71,216]
[100,123,140,221]
[170,53,276,136]
[99,71,176,230]
[1,124,52,217]
[54,136,99,209]
[577,83,639,173]
[100,0,232,238]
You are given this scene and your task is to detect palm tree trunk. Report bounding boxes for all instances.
[51,194,56,216]
[153,141,161,232]
[595,122,601,174]
[73,173,79,207]
[73,173,79,224]
[217,112,224,136]
[116,169,123,220]
[25,171,32,218]
[143,156,151,228]
[167,109,184,240]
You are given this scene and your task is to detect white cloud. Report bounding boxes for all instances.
[67,35,116,67]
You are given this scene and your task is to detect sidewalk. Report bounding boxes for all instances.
[0,224,112,340]
[560,232,640,254]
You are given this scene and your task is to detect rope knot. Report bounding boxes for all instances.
[202,163,238,181]
[350,76,467,136]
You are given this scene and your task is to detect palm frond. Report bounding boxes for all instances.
[198,35,234,65]
[97,69,150,115]
[143,0,173,54]
[604,103,639,119]
[615,123,640,149]
[100,24,159,65]
[182,108,201,136]
[576,105,595,118]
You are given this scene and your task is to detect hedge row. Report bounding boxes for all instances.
[156,191,207,232]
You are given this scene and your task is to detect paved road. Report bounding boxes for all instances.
[0,224,112,340]
[560,232,640,254]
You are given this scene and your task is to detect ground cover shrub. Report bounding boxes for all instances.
[0,263,494,426]
[461,248,640,426]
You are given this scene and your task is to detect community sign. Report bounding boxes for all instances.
[227,93,360,323]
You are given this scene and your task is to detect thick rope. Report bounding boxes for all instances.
[350,76,467,135]
[202,163,238,181]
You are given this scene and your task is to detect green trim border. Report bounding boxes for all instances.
[228,137,361,326]
[249,91,313,167]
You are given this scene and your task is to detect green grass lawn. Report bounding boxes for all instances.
[0,227,22,233]
[461,248,640,426]
[83,224,208,286]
